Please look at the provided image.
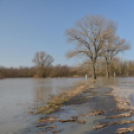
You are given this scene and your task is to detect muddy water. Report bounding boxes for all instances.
[0,78,84,134]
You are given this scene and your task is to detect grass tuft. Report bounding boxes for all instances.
[35,80,94,115]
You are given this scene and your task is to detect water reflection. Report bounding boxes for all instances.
[32,78,84,109]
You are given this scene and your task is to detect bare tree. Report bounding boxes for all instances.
[32,51,54,78]
[102,35,130,77]
[65,15,116,79]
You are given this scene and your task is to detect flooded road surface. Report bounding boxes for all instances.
[21,77,134,134]
[0,78,84,134]
[26,87,116,134]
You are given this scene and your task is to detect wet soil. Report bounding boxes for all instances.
[63,89,96,105]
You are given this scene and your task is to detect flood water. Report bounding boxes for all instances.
[0,78,84,134]
[1,77,134,134]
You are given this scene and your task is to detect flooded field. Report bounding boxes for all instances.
[0,78,84,134]
[1,77,134,134]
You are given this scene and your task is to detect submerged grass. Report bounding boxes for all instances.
[35,80,94,115]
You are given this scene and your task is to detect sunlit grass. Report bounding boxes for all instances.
[35,80,94,114]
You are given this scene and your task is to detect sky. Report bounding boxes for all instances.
[0,0,134,67]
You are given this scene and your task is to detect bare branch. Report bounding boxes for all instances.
[65,15,117,79]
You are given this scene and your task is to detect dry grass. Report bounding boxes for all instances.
[35,80,94,114]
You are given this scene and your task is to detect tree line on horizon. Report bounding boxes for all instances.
[0,64,78,78]
[1,58,134,78]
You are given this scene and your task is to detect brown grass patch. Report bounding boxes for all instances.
[35,80,94,114]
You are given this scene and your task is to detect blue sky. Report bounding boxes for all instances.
[0,0,134,67]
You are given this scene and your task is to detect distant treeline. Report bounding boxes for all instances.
[0,66,36,78]
[0,65,84,78]
[80,59,134,77]
[105,59,134,77]
[1,59,134,78]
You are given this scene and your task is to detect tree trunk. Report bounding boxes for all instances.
[106,63,110,77]
[92,64,97,79]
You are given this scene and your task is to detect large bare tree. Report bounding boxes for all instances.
[33,51,54,77]
[102,35,130,77]
[65,15,116,79]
